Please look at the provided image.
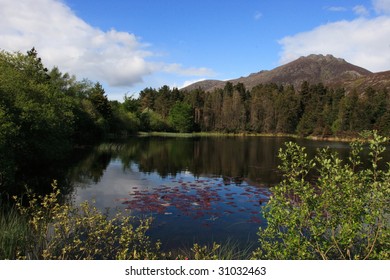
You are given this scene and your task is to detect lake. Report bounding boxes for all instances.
[67,136,386,251]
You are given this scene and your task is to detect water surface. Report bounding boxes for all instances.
[68,136,384,250]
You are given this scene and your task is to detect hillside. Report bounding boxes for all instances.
[182,54,390,92]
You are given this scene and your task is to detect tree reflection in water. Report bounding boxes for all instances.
[69,136,363,249]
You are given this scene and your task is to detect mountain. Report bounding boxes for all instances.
[182,54,390,92]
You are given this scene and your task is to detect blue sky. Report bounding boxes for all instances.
[1,0,390,100]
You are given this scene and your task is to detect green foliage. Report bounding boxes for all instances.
[0,105,17,188]
[133,80,388,136]
[169,102,194,133]
[169,242,221,260]
[191,242,221,260]
[88,82,112,121]
[113,110,140,135]
[0,205,31,259]
[0,49,77,193]
[253,131,390,259]
[123,94,140,113]
[174,239,255,260]
[0,49,143,193]
[10,181,162,260]
[140,109,171,132]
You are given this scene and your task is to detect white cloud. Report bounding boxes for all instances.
[0,0,213,88]
[373,0,390,14]
[278,15,390,72]
[353,5,370,16]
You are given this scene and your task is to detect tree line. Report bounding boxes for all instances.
[134,80,389,136]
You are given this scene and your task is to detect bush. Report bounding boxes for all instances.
[253,131,390,259]
[175,240,255,260]
[11,181,162,260]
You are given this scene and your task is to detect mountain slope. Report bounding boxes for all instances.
[343,70,390,92]
[182,54,376,92]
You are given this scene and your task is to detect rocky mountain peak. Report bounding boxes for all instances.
[182,54,378,92]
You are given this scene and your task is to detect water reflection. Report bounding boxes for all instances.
[68,136,388,249]
[70,136,290,185]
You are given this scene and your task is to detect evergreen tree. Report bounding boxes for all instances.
[88,82,112,120]
[169,102,194,133]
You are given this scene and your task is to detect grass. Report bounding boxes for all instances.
[171,238,257,260]
[138,131,297,139]
[0,205,31,259]
[137,131,371,143]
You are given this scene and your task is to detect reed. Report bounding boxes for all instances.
[0,205,31,259]
[173,238,256,260]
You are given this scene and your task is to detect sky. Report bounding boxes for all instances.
[1,0,390,100]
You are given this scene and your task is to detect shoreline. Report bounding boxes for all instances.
[137,131,365,143]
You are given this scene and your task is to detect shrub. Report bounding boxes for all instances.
[174,240,255,260]
[12,181,162,260]
[253,131,389,259]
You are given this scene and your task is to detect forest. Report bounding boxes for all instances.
[1,49,389,195]
[135,80,390,136]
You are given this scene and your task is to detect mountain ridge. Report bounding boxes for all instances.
[182,54,390,92]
